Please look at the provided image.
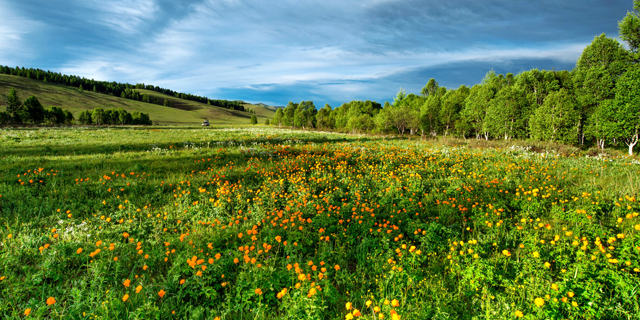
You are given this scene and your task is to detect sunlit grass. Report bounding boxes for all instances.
[0,127,638,319]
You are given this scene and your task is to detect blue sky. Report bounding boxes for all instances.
[0,0,632,107]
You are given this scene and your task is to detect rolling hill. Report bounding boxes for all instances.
[0,74,275,125]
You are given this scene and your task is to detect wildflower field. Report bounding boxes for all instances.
[0,127,639,319]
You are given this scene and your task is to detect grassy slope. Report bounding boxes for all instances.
[0,74,275,125]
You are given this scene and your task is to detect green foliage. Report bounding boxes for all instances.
[484,85,530,140]
[250,114,258,125]
[619,0,640,54]
[529,89,580,143]
[612,64,640,154]
[0,128,639,319]
[22,95,45,124]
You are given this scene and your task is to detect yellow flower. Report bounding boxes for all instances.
[534,297,544,307]
[544,262,551,268]
[515,310,523,317]
[502,250,511,257]
[567,291,574,297]
[551,283,558,291]
[346,302,352,310]
[391,299,400,307]
[366,300,372,307]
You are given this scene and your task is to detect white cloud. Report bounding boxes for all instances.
[0,2,45,65]
[83,0,159,34]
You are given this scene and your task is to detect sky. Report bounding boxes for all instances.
[0,0,633,107]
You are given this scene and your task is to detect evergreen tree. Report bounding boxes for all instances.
[250,115,258,125]
[5,88,22,122]
[22,96,45,123]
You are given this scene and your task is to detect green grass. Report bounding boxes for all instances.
[0,75,275,126]
[0,127,639,319]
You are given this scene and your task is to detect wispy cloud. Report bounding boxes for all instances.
[1,0,631,107]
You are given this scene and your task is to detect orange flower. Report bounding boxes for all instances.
[238,233,243,238]
[135,285,142,293]
[215,253,221,260]
[158,289,166,298]
[76,248,83,254]
[123,279,130,287]
[122,294,129,302]
[46,297,56,305]
[255,288,263,295]
[180,279,185,285]
[24,308,31,316]
[334,264,340,271]
[346,302,352,310]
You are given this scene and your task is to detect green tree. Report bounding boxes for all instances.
[273,109,284,128]
[250,115,258,125]
[63,110,74,125]
[440,85,470,136]
[484,86,529,140]
[78,110,92,125]
[264,119,270,125]
[619,0,640,55]
[612,64,640,155]
[421,78,439,97]
[283,102,298,128]
[529,89,579,143]
[316,104,334,129]
[5,88,22,122]
[44,106,65,124]
[78,84,83,92]
[164,98,173,108]
[574,34,630,144]
[22,96,45,123]
[92,108,105,125]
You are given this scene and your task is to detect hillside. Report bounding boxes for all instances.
[0,74,275,125]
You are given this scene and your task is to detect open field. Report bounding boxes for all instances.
[0,75,275,126]
[0,127,639,319]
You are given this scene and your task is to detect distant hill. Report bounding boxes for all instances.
[0,74,275,125]
[254,103,284,111]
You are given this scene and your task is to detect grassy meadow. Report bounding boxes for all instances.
[0,75,275,126]
[0,127,639,319]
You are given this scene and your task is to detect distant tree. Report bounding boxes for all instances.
[22,96,45,123]
[78,110,92,125]
[529,89,579,143]
[93,85,97,93]
[164,98,173,108]
[63,110,74,125]
[92,108,105,125]
[421,78,439,97]
[294,101,316,129]
[250,115,258,125]
[78,84,83,92]
[264,119,270,125]
[283,102,297,128]
[316,104,334,129]
[5,88,22,122]
[393,88,407,106]
[117,108,131,125]
[44,106,65,124]
[273,109,284,128]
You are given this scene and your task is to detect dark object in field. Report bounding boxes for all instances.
[202,120,210,127]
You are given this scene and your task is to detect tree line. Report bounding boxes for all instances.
[0,66,245,112]
[77,108,152,125]
[0,88,151,126]
[270,2,640,155]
